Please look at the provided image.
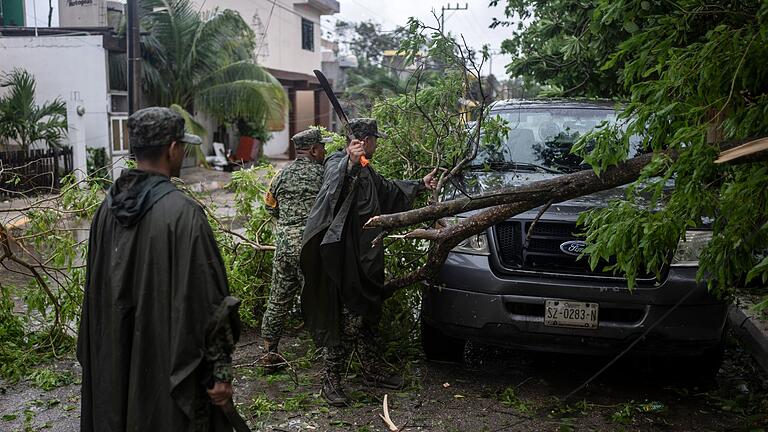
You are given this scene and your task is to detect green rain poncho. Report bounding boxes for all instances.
[300,151,424,347]
[77,169,239,432]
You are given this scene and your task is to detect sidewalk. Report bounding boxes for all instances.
[1,195,43,230]
[179,166,233,193]
[180,159,290,193]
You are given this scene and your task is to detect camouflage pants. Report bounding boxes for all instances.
[323,307,379,375]
[261,225,304,343]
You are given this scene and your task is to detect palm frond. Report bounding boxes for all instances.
[169,103,208,164]
[0,69,67,149]
[138,0,286,131]
[169,103,207,138]
[196,61,287,128]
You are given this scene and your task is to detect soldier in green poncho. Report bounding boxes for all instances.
[77,107,240,431]
[260,128,329,370]
[300,118,438,406]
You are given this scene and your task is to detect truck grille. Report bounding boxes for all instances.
[494,220,656,282]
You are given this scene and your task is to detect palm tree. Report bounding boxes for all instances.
[0,69,67,151]
[344,64,407,115]
[139,0,287,132]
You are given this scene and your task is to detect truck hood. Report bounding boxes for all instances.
[447,170,650,220]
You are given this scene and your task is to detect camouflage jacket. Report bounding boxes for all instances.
[265,157,324,227]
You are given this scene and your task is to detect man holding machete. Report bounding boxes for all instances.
[300,118,438,406]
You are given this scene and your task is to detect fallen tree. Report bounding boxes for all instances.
[373,140,763,293]
[369,2,768,306]
[374,150,665,292]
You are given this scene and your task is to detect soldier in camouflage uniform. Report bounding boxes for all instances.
[259,128,329,369]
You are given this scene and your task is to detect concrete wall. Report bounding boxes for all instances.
[0,35,110,151]
[264,88,290,158]
[197,0,324,74]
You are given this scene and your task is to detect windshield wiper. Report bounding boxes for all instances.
[468,161,562,174]
[512,162,562,174]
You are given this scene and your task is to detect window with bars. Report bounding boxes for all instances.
[111,117,130,154]
[301,18,314,51]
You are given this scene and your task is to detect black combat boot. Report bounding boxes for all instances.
[257,339,285,373]
[360,360,405,390]
[321,370,350,407]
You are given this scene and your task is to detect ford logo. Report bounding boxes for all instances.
[560,240,587,256]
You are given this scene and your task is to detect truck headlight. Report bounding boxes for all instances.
[453,233,490,255]
[671,230,712,266]
[441,217,490,256]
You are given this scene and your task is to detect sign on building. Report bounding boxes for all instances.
[58,0,106,27]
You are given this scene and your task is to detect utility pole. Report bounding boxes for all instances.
[127,0,141,117]
[440,2,468,30]
[127,0,142,156]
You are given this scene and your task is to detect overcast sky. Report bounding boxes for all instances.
[325,0,514,76]
[26,0,513,76]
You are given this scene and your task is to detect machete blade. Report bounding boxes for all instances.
[221,399,252,432]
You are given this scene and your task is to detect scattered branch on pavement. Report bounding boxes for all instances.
[379,394,400,432]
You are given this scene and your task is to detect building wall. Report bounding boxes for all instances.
[0,35,110,151]
[198,0,323,74]
[264,102,290,158]
[190,0,339,159]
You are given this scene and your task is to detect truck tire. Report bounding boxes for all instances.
[690,333,726,379]
[421,320,466,363]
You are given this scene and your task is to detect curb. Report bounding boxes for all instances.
[728,305,768,375]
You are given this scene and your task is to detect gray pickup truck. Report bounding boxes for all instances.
[420,99,726,375]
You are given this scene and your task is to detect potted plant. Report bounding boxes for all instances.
[236,119,270,162]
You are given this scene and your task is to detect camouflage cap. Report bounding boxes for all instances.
[128,107,202,149]
[348,118,388,139]
[291,128,332,150]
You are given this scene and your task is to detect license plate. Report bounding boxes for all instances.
[544,300,599,329]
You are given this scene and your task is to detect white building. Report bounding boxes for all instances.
[1,1,130,177]
[198,0,340,158]
[2,0,340,168]
[0,29,121,160]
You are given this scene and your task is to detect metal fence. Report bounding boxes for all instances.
[0,148,74,199]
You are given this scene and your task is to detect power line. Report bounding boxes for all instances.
[440,2,468,30]
[256,0,277,59]
[348,0,398,26]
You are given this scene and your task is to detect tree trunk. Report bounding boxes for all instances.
[368,150,666,232]
[381,150,667,293]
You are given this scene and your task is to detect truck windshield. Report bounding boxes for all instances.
[472,107,640,173]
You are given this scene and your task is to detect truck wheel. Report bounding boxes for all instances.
[691,334,726,378]
[669,331,726,381]
[421,320,466,363]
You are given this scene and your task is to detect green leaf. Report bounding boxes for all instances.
[623,21,640,33]
[746,256,768,284]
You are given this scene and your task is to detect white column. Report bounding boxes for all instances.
[66,93,88,186]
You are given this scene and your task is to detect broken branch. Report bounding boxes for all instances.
[379,394,399,432]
